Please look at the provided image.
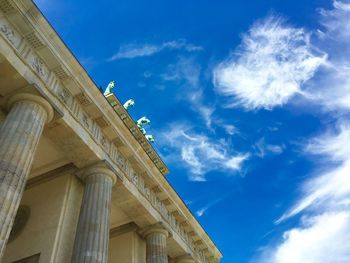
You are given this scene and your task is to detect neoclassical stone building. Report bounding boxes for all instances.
[0,0,222,262]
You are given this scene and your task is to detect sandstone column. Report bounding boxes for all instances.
[71,165,117,263]
[143,223,169,263]
[0,93,53,258]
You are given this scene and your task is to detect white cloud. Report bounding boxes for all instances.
[277,122,350,223]
[257,1,350,226]
[108,39,202,60]
[213,16,326,110]
[216,2,350,263]
[307,122,350,162]
[310,0,350,111]
[258,122,350,263]
[196,207,209,217]
[162,57,217,129]
[195,197,225,217]
[222,124,237,135]
[261,212,350,263]
[254,137,284,158]
[158,123,249,181]
[320,0,350,42]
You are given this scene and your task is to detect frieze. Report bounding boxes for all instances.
[132,173,139,186]
[30,55,47,79]
[116,151,127,170]
[80,111,91,129]
[0,17,20,47]
[58,87,71,105]
[0,23,14,43]
[100,135,110,152]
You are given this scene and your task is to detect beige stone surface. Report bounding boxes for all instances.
[3,173,83,263]
[172,255,195,263]
[50,174,83,263]
[109,232,146,263]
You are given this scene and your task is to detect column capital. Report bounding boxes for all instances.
[172,254,195,263]
[78,163,117,185]
[7,93,54,123]
[141,222,171,239]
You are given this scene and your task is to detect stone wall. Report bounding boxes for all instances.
[3,173,83,263]
[109,231,146,263]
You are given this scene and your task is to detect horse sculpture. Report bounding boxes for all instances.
[123,99,135,110]
[104,80,115,96]
[137,116,151,129]
[145,135,155,143]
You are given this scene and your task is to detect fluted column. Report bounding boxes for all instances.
[71,165,117,263]
[0,93,53,258]
[143,223,170,263]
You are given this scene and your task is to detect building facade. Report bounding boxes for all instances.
[0,0,222,262]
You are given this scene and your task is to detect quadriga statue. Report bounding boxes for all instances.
[123,99,135,110]
[104,80,115,96]
[137,116,151,129]
[145,135,155,143]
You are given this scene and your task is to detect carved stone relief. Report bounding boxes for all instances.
[80,112,90,129]
[58,87,71,104]
[30,56,46,78]
[0,23,14,43]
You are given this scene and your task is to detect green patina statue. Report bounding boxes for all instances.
[140,127,146,135]
[136,117,153,141]
[104,80,115,96]
[123,99,135,110]
[145,135,155,143]
[137,116,151,129]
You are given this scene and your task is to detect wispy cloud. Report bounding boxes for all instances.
[258,212,350,263]
[213,16,326,110]
[196,207,209,217]
[309,0,350,111]
[158,123,249,181]
[196,198,224,217]
[157,57,245,180]
[257,121,350,263]
[274,0,350,223]
[108,39,202,60]
[248,2,350,262]
[161,57,218,130]
[277,122,350,223]
[254,137,284,158]
[222,124,237,135]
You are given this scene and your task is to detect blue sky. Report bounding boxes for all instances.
[35,0,350,262]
